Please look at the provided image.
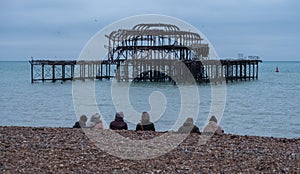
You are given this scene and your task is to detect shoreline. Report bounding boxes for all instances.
[1,125,298,139]
[1,126,299,173]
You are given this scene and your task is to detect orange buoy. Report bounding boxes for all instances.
[275,66,279,72]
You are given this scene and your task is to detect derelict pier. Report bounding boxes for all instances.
[29,23,261,84]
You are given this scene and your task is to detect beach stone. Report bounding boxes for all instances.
[0,126,299,173]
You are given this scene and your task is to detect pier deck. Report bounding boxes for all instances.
[29,59,261,84]
[29,60,114,83]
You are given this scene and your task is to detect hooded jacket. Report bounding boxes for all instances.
[136,121,155,131]
[110,116,128,130]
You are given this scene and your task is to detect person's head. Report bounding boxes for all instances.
[209,115,218,123]
[185,117,194,124]
[80,115,87,122]
[115,112,124,119]
[91,114,101,123]
[141,112,150,124]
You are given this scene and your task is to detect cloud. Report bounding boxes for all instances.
[0,0,299,60]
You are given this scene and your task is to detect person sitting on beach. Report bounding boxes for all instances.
[177,117,201,134]
[109,112,128,130]
[90,113,103,129]
[136,112,155,131]
[73,114,87,128]
[203,115,224,135]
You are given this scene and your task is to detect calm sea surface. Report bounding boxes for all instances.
[0,61,299,138]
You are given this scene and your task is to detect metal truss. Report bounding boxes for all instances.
[105,23,210,62]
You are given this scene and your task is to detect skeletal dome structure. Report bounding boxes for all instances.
[106,23,210,62]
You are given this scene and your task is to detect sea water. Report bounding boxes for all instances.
[0,61,299,138]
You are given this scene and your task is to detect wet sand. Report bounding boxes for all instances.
[0,126,299,173]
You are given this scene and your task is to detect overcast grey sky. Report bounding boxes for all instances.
[0,0,299,61]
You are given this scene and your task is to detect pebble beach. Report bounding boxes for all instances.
[1,126,299,173]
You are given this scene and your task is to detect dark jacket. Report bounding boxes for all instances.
[136,122,155,131]
[177,121,200,134]
[73,121,86,128]
[110,117,128,130]
[73,121,81,128]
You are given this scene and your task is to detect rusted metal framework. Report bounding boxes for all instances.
[29,23,262,83]
[105,23,212,82]
[106,23,209,62]
[29,60,113,83]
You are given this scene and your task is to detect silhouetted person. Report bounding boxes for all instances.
[203,115,223,135]
[90,113,103,129]
[136,112,155,131]
[110,112,128,130]
[73,115,87,128]
[177,117,200,134]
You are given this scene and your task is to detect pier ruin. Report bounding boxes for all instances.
[29,23,261,84]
